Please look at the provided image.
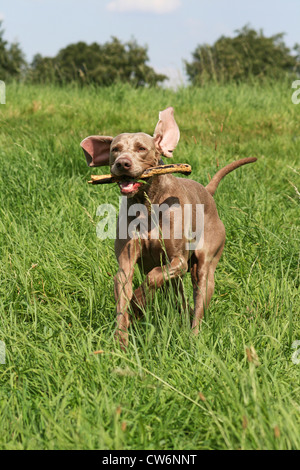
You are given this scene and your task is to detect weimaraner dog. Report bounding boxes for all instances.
[81,107,256,348]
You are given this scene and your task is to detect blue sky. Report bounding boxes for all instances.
[1,0,299,85]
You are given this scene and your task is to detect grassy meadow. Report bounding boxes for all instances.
[0,80,299,450]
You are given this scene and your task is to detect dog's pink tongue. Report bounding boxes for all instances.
[119,181,142,194]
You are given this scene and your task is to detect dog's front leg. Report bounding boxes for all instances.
[114,240,141,349]
[114,267,134,349]
[132,256,188,312]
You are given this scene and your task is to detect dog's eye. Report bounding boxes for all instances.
[139,147,147,151]
[112,147,120,153]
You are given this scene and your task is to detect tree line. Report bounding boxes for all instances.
[0,21,299,87]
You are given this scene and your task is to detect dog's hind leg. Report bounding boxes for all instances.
[190,242,225,334]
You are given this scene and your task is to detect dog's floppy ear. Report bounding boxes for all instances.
[80,136,113,167]
[153,107,180,158]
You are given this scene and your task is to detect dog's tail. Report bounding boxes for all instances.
[205,157,257,196]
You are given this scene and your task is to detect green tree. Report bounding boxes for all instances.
[185,25,300,84]
[30,37,166,87]
[28,54,58,84]
[0,21,26,81]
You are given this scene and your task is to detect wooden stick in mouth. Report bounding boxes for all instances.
[88,163,192,185]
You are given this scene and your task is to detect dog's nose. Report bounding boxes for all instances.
[116,158,132,171]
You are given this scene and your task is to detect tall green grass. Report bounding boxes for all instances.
[0,81,299,449]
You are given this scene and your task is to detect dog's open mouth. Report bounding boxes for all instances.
[118,180,144,195]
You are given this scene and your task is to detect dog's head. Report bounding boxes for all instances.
[81,107,180,196]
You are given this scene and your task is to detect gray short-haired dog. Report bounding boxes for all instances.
[81,107,256,348]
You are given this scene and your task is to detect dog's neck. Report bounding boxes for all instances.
[128,175,175,213]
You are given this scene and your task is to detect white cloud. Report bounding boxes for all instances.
[107,0,181,14]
